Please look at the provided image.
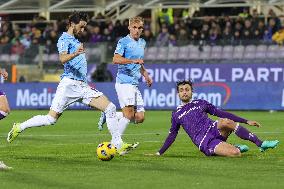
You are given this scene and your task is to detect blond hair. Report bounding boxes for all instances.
[129,16,144,25]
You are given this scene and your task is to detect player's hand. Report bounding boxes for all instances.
[134,59,144,64]
[145,76,153,87]
[247,120,261,127]
[74,43,85,56]
[0,69,8,80]
[144,152,160,156]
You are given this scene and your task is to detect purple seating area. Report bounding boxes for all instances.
[144,44,284,61]
[1,44,284,64]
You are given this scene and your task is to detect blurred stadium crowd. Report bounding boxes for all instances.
[0,7,284,75]
[1,8,284,53]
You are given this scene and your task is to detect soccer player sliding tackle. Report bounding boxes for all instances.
[152,80,279,157]
[6,11,134,155]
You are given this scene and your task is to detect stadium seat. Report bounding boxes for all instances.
[256,44,267,52]
[167,46,179,60]
[177,46,189,60]
[200,45,211,53]
[156,47,169,60]
[0,54,10,62]
[188,51,200,59]
[279,46,284,58]
[10,54,19,62]
[223,45,234,53]
[221,51,233,59]
[210,51,222,59]
[255,45,267,59]
[233,51,244,59]
[188,45,200,60]
[144,47,158,60]
[266,45,279,59]
[199,51,211,60]
[245,45,256,52]
[255,51,266,59]
[243,51,256,59]
[233,45,244,59]
[211,46,222,53]
[188,45,199,53]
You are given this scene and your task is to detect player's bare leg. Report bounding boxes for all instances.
[134,111,145,124]
[0,95,10,120]
[214,142,241,157]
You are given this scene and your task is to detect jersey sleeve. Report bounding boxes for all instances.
[114,39,125,56]
[158,112,181,155]
[57,38,70,54]
[204,100,248,123]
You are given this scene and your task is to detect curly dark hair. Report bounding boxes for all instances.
[68,11,88,25]
[176,80,193,91]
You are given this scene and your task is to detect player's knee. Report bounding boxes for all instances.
[123,109,135,120]
[0,109,9,118]
[46,115,57,125]
[219,118,236,131]
[124,113,135,121]
[104,102,116,118]
[1,107,10,115]
[135,115,145,123]
[229,148,241,157]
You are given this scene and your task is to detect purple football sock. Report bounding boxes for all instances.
[234,124,263,147]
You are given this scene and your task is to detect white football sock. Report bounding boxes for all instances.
[104,103,123,149]
[118,117,130,135]
[116,112,123,120]
[19,115,56,131]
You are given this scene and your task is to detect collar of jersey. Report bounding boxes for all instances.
[63,32,75,39]
[127,34,139,42]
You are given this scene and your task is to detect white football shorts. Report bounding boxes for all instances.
[50,77,103,113]
[115,83,145,112]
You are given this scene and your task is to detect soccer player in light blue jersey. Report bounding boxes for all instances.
[7,12,133,155]
[98,17,152,146]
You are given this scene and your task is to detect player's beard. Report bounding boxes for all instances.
[73,28,82,38]
[181,95,192,104]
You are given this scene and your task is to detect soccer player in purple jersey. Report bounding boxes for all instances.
[155,80,279,157]
[0,67,12,170]
[0,68,10,121]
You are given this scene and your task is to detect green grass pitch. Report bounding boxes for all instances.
[0,110,283,189]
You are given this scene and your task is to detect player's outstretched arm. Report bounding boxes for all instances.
[157,113,181,155]
[208,105,261,127]
[113,54,143,65]
[205,101,248,124]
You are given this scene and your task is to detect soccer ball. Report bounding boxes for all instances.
[96,142,116,161]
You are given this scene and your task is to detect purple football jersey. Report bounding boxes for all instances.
[0,90,5,96]
[158,99,248,155]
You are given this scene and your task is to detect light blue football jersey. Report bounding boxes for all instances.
[114,35,146,85]
[57,32,87,82]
